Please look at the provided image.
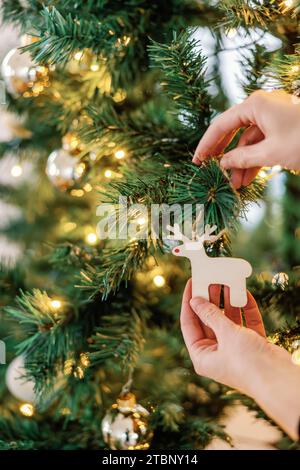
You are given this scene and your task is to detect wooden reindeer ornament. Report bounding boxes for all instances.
[168,223,252,307]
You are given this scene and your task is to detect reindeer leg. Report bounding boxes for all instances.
[192,279,210,301]
[229,281,247,308]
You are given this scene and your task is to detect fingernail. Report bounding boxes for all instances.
[192,155,200,164]
[190,297,207,312]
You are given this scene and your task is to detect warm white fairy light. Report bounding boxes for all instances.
[105,169,112,178]
[51,299,62,310]
[115,149,126,160]
[74,51,84,61]
[291,65,300,73]
[11,165,23,177]
[83,183,93,192]
[137,217,146,226]
[90,63,99,72]
[153,275,166,287]
[19,403,34,417]
[85,232,98,245]
[283,0,294,7]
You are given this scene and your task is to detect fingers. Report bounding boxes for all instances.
[220,139,269,170]
[201,284,222,340]
[180,280,205,357]
[190,296,234,340]
[230,125,264,188]
[193,102,254,163]
[224,286,242,326]
[243,291,266,338]
[241,167,261,186]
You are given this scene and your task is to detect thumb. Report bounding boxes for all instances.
[190,297,233,339]
[220,140,269,170]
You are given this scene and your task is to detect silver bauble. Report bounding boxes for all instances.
[102,393,152,450]
[1,48,49,97]
[46,148,86,191]
[5,355,37,403]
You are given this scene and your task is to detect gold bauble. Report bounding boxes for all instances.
[1,47,50,98]
[46,148,86,191]
[271,272,289,290]
[101,392,153,450]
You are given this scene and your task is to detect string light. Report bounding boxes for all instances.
[283,0,294,7]
[19,403,34,417]
[11,165,23,177]
[74,51,84,61]
[105,169,112,178]
[90,63,99,72]
[51,299,62,310]
[115,149,126,160]
[153,275,166,287]
[70,189,84,197]
[137,217,146,226]
[83,183,93,192]
[291,65,300,73]
[258,168,268,179]
[85,232,98,245]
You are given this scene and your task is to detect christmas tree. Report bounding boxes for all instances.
[0,0,299,450]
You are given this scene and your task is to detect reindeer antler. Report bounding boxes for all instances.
[197,224,226,244]
[167,224,190,243]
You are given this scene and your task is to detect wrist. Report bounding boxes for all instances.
[247,345,300,440]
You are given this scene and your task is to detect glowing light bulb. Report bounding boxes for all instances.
[153,275,166,287]
[19,403,34,417]
[137,217,146,225]
[85,232,98,245]
[258,169,267,179]
[291,65,300,73]
[90,63,99,72]
[74,51,83,61]
[105,169,112,178]
[11,165,23,177]
[83,183,93,192]
[283,0,293,7]
[115,149,126,160]
[51,299,62,310]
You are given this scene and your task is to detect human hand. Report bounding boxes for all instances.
[181,280,300,440]
[193,90,300,188]
[181,280,269,396]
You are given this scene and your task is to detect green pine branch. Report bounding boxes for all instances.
[149,30,212,139]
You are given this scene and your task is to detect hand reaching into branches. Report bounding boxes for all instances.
[181,280,300,440]
[193,90,300,188]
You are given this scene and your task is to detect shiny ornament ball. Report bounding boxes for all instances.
[102,393,152,450]
[1,48,49,97]
[46,148,86,191]
[6,355,37,403]
[272,272,289,290]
